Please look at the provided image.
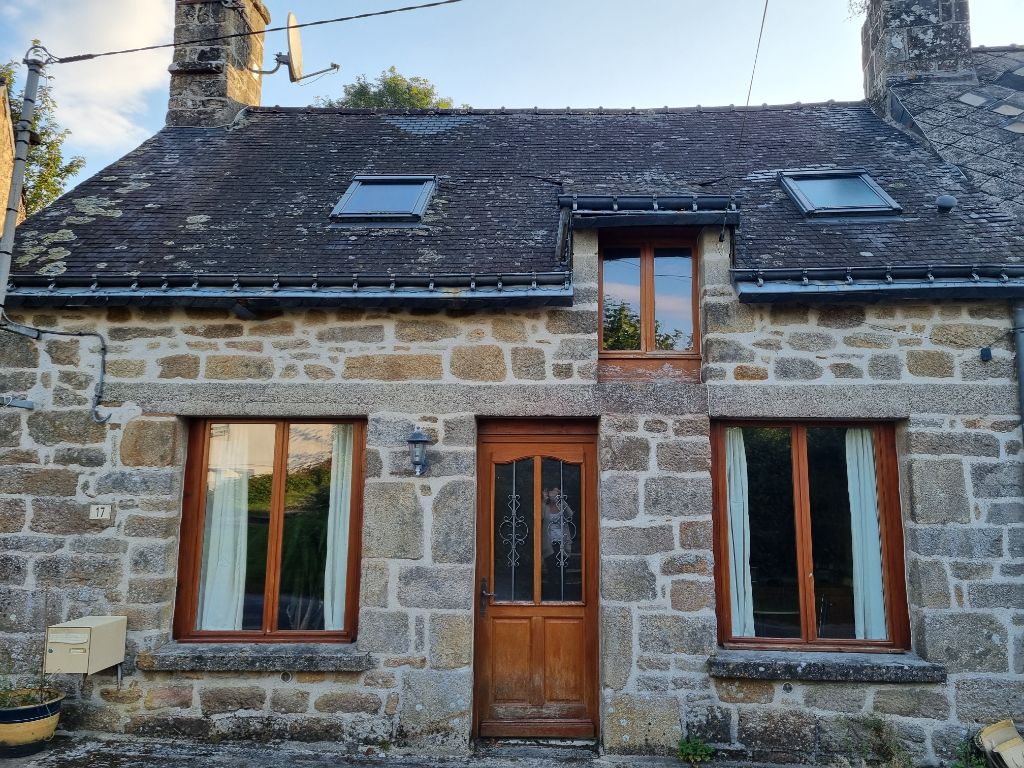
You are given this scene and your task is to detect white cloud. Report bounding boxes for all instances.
[9,0,174,152]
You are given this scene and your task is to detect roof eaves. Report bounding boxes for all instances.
[733,263,1024,303]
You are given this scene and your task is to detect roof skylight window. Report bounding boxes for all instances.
[779,170,902,217]
[331,176,435,222]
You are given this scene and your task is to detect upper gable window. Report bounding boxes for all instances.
[779,170,902,217]
[599,233,698,356]
[330,176,435,222]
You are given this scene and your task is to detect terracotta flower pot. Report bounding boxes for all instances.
[0,688,65,758]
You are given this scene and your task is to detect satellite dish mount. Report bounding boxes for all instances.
[251,12,339,83]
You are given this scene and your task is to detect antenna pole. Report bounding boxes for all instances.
[0,46,48,311]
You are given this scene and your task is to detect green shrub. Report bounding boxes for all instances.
[678,735,716,766]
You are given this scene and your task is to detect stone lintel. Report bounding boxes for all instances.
[708,650,947,684]
[137,643,375,673]
[106,381,709,418]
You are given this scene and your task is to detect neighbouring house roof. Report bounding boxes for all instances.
[8,102,1024,307]
[890,46,1024,218]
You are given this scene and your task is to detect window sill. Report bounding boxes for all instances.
[136,643,375,673]
[707,649,946,684]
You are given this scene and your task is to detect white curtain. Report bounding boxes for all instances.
[324,424,354,631]
[725,427,755,637]
[846,428,887,640]
[198,425,250,631]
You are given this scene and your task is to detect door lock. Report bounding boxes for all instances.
[479,577,495,617]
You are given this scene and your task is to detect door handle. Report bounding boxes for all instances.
[479,577,495,617]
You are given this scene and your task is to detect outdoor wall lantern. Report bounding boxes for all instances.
[407,429,433,476]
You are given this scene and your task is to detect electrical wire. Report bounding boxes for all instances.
[695,0,770,189]
[54,0,471,64]
[0,309,110,423]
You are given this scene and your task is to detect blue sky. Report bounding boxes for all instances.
[1,0,1021,187]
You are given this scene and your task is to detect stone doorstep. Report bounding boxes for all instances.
[135,642,375,673]
[7,736,837,768]
[708,649,947,684]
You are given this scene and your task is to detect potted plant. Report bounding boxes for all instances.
[0,647,65,758]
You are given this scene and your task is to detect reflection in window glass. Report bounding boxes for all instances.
[277,424,355,632]
[602,248,642,351]
[493,459,535,602]
[653,248,693,351]
[540,459,583,603]
[792,177,887,210]
[197,423,276,632]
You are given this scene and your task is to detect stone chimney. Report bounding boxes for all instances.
[167,0,271,127]
[862,0,975,103]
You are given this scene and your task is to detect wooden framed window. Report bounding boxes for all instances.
[598,231,700,358]
[174,419,365,643]
[711,421,909,652]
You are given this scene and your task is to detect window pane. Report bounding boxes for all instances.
[540,458,583,603]
[742,427,801,639]
[602,248,642,351]
[494,459,535,602]
[794,176,887,210]
[344,182,425,214]
[807,427,887,641]
[277,424,355,632]
[653,248,693,351]
[197,423,276,631]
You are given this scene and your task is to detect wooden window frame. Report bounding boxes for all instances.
[173,418,366,643]
[710,420,910,653]
[598,229,701,361]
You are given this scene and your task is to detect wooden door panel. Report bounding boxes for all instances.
[491,619,533,704]
[544,618,585,704]
[474,423,598,739]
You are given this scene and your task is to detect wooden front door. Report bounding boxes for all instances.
[473,420,599,739]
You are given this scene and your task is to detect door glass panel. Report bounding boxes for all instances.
[653,248,693,351]
[602,248,642,351]
[541,458,583,602]
[197,423,275,631]
[742,427,801,638]
[807,427,887,640]
[493,459,535,602]
[277,423,355,632]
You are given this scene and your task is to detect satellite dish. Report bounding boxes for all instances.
[285,12,303,82]
[252,11,339,84]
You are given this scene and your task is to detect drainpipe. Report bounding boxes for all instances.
[0,46,47,311]
[1014,302,1024,455]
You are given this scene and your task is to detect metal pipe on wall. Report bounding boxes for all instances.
[1014,302,1024,459]
[0,48,46,311]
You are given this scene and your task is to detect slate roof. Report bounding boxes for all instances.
[891,45,1024,218]
[8,101,1024,303]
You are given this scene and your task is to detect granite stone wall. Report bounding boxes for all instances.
[0,228,1021,762]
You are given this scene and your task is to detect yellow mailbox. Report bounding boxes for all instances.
[45,616,127,675]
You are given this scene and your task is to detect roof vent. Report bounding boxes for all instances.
[936,194,958,213]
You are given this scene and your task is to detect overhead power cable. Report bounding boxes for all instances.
[695,0,770,189]
[55,0,470,64]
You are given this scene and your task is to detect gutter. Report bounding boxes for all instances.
[733,264,1024,303]
[4,270,574,309]
[557,193,741,229]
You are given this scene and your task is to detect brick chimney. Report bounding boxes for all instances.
[862,0,975,103]
[167,0,271,127]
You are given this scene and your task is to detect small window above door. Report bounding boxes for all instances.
[599,232,699,358]
[330,175,436,223]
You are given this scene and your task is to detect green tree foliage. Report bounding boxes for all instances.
[1,60,85,215]
[601,297,690,351]
[321,66,464,109]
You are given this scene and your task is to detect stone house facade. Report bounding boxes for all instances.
[1,0,1022,763]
